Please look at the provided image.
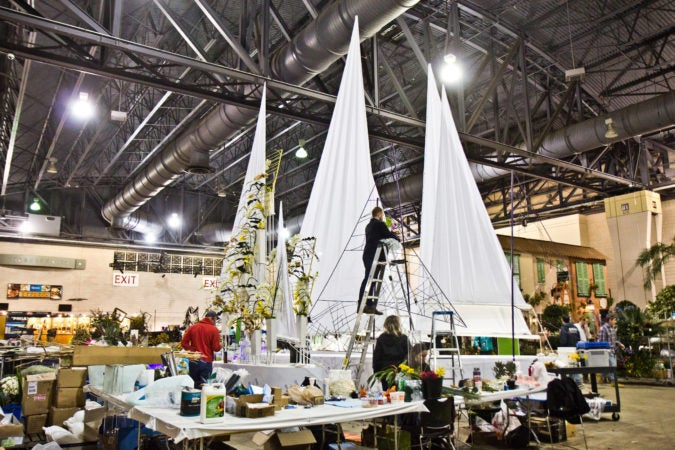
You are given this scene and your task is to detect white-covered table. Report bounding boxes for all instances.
[128,400,428,443]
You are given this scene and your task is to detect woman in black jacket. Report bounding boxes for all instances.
[373,315,409,389]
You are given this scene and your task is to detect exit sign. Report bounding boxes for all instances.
[112,273,139,287]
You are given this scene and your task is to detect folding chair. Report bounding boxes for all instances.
[419,397,456,450]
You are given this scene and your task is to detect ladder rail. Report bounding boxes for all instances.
[430,311,464,385]
[342,245,386,370]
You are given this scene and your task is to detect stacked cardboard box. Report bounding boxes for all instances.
[234,394,275,418]
[21,372,56,435]
[50,367,87,424]
[271,387,290,411]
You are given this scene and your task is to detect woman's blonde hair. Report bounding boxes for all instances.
[383,315,402,335]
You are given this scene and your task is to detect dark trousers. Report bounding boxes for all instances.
[358,251,385,310]
[188,360,213,388]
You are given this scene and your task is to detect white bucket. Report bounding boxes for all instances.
[200,383,226,423]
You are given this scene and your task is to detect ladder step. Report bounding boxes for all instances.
[390,259,405,265]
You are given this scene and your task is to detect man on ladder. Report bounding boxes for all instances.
[358,206,400,315]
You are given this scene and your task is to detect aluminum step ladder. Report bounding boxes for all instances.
[342,242,405,383]
[430,310,464,385]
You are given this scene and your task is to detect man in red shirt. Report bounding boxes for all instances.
[181,310,222,387]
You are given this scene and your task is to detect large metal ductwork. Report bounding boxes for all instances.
[472,90,675,182]
[196,223,232,245]
[107,211,164,236]
[101,0,420,230]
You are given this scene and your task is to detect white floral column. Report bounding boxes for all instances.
[296,315,308,364]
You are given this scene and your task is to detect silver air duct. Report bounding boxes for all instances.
[472,90,675,182]
[109,211,164,236]
[381,90,675,201]
[102,0,420,230]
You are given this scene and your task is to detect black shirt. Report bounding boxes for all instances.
[373,332,409,372]
[363,218,399,262]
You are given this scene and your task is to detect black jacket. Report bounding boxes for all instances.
[559,322,581,347]
[373,332,409,372]
[363,218,399,263]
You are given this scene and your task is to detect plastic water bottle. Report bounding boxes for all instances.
[473,367,482,391]
[239,337,250,363]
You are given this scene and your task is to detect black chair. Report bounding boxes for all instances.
[419,397,455,450]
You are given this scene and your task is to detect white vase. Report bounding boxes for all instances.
[250,329,262,363]
[266,318,277,355]
[295,315,308,364]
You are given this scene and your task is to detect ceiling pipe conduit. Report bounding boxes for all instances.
[380,90,675,205]
[101,0,420,230]
[471,90,675,182]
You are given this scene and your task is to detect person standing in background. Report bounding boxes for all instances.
[558,316,581,347]
[181,310,222,387]
[373,315,409,390]
[575,315,591,343]
[597,313,625,382]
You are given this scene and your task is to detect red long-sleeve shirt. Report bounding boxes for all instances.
[181,318,222,363]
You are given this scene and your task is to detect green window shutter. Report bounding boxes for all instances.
[536,258,546,284]
[592,263,607,296]
[504,253,521,288]
[576,262,590,296]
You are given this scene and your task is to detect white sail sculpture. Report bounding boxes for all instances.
[415,75,534,339]
[274,203,297,342]
[300,18,382,335]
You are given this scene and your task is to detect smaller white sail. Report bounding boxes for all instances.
[275,203,297,342]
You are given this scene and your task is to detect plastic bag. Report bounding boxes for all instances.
[584,397,606,421]
[44,426,81,445]
[125,375,194,408]
[287,385,322,405]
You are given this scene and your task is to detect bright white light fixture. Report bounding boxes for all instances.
[279,227,290,239]
[70,92,95,120]
[19,221,32,233]
[145,233,157,243]
[295,139,308,159]
[29,198,41,212]
[217,188,227,198]
[168,212,181,229]
[440,53,463,84]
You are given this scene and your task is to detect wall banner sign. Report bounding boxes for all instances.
[7,284,63,300]
[202,277,220,289]
[112,273,139,287]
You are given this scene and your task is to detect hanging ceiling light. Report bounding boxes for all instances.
[46,157,58,174]
[70,92,95,120]
[168,212,182,229]
[604,118,619,139]
[440,53,463,84]
[217,188,227,198]
[29,198,41,212]
[295,139,308,159]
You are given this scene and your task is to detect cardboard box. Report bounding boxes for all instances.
[234,394,274,418]
[252,429,316,450]
[272,394,290,411]
[58,368,88,387]
[21,373,56,416]
[73,346,166,365]
[53,387,86,408]
[48,406,81,426]
[24,413,47,434]
[0,414,25,447]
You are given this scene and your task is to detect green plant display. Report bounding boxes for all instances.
[70,326,92,346]
[648,285,675,319]
[541,304,569,333]
[636,238,675,289]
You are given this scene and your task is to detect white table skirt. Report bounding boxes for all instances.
[128,400,428,442]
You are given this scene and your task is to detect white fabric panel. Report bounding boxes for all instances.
[275,203,297,342]
[300,19,378,333]
[419,66,441,270]
[417,86,532,338]
[232,86,267,237]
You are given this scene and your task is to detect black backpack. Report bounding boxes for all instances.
[546,377,590,424]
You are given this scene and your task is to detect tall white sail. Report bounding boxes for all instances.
[232,85,267,238]
[299,18,379,334]
[417,80,533,338]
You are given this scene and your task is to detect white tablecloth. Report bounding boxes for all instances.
[128,400,428,442]
[214,362,327,390]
